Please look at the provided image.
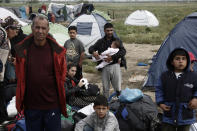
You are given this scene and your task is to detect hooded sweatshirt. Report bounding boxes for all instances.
[75,111,120,131]
[155,48,197,125]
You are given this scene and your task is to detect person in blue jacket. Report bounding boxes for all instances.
[155,48,197,131]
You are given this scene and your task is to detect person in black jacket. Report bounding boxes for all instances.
[89,23,126,98]
[64,63,84,106]
[155,48,197,131]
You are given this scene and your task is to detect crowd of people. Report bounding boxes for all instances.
[0,12,197,131]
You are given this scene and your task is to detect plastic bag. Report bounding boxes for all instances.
[119,88,143,102]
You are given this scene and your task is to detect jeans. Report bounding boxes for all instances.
[84,125,94,131]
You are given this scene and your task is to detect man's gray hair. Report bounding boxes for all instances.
[32,14,49,27]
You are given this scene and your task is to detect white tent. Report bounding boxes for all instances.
[69,13,108,55]
[0,7,28,26]
[125,10,159,27]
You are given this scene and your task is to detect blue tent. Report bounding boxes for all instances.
[143,12,197,88]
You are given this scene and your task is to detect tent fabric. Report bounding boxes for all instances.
[4,7,21,18]
[93,10,111,21]
[22,23,69,47]
[0,7,28,26]
[143,12,197,88]
[77,22,93,35]
[69,13,108,55]
[125,10,159,27]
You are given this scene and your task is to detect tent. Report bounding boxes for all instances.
[69,13,113,55]
[125,10,159,27]
[143,12,197,89]
[4,7,21,18]
[22,23,69,46]
[93,10,111,21]
[0,7,28,26]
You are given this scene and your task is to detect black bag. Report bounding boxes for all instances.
[69,95,97,108]
[69,84,100,108]
[80,84,100,96]
[115,95,159,131]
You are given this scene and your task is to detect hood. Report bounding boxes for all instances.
[166,47,190,71]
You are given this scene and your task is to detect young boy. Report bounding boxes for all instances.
[75,95,120,131]
[92,39,120,69]
[155,48,197,131]
[64,26,85,80]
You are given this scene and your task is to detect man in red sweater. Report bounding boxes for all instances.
[15,15,67,131]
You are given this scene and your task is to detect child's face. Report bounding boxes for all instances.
[171,55,187,72]
[111,42,117,48]
[68,66,77,78]
[68,30,77,39]
[94,105,109,119]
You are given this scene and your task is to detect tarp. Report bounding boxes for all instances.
[47,3,83,22]
[19,6,27,19]
[0,7,28,26]
[143,12,197,88]
[22,23,69,46]
[125,10,159,27]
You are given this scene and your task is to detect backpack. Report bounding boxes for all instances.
[115,95,160,131]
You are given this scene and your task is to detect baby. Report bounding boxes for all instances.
[92,39,120,69]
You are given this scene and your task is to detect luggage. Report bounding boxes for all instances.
[115,94,160,131]
[70,84,100,108]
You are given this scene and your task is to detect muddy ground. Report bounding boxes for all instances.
[83,43,160,101]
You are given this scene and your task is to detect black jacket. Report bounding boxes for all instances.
[89,35,126,67]
[64,76,80,104]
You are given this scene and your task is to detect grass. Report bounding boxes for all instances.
[82,59,98,73]
[94,2,197,44]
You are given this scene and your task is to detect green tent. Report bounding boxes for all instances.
[22,23,69,47]
[93,10,111,21]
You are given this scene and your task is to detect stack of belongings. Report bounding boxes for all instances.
[109,87,160,131]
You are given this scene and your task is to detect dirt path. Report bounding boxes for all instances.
[83,43,160,100]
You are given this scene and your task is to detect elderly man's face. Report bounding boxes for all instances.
[31,18,49,42]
